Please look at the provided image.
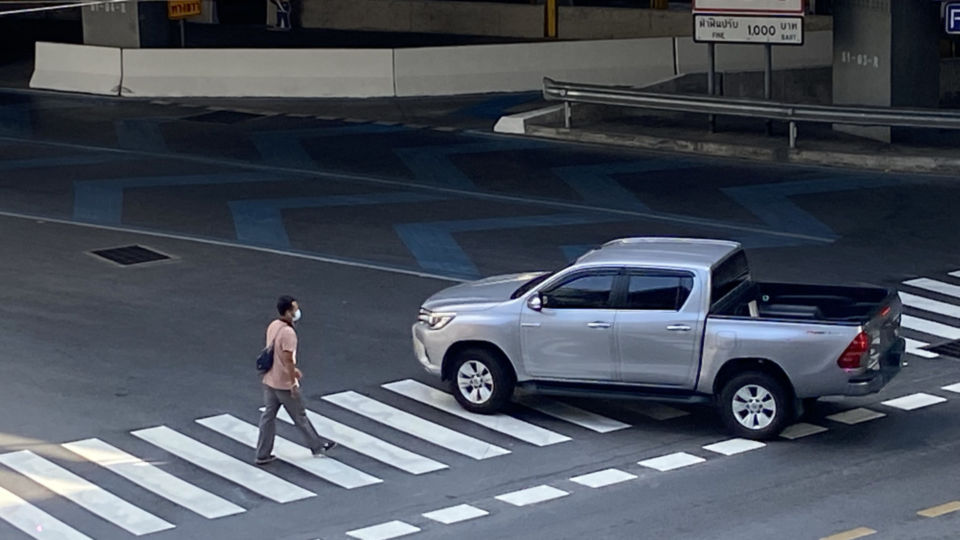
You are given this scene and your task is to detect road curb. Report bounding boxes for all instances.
[521,125,960,175]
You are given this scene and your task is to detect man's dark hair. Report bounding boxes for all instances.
[277,295,297,316]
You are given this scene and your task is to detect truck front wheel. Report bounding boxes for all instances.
[450,348,514,414]
[718,372,792,440]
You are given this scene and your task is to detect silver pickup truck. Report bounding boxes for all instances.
[412,238,905,439]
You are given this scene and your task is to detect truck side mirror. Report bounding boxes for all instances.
[528,294,543,311]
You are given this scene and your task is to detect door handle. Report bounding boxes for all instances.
[666,324,692,332]
[587,322,612,329]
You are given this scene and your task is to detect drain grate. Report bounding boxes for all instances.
[185,110,264,124]
[91,245,170,266]
[926,339,960,359]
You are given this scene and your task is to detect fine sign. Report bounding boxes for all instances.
[694,15,804,45]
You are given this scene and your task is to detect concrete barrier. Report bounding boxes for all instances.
[120,48,395,98]
[395,38,676,96]
[29,42,122,96]
[675,31,833,74]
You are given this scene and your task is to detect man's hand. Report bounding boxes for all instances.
[293,367,303,381]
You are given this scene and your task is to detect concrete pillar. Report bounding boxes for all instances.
[82,1,172,48]
[832,0,940,142]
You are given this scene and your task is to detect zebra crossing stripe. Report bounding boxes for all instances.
[346,520,420,540]
[901,315,960,341]
[517,397,630,433]
[383,380,571,446]
[904,338,939,359]
[196,414,381,489]
[272,406,448,474]
[131,425,314,503]
[62,438,245,519]
[0,451,174,536]
[320,391,510,460]
[0,485,93,540]
[903,278,960,300]
[899,292,960,319]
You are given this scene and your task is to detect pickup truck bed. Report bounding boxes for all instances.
[714,282,894,323]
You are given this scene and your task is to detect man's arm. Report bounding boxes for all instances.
[278,349,301,383]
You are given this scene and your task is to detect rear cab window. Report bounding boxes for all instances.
[710,249,751,310]
[621,272,694,311]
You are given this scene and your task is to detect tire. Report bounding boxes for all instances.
[718,371,792,441]
[449,348,515,414]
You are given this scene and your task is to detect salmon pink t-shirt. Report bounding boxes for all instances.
[262,320,298,390]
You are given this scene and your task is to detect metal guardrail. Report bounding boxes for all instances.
[543,77,960,148]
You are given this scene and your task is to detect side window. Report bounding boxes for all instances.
[543,274,615,309]
[623,274,694,310]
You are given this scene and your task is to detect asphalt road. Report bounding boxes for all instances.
[1,88,959,540]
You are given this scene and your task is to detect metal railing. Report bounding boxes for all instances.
[543,77,960,148]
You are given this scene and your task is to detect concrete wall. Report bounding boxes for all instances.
[29,42,122,96]
[301,0,543,38]
[395,38,676,96]
[299,0,832,40]
[120,48,395,97]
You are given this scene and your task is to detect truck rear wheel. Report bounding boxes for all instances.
[450,348,514,414]
[718,372,792,440]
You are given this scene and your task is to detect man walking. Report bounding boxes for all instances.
[255,295,336,465]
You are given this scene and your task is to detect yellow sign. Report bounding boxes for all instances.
[168,0,201,20]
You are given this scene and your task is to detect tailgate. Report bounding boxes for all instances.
[862,289,903,370]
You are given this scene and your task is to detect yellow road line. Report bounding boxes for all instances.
[918,500,960,518]
[820,527,877,540]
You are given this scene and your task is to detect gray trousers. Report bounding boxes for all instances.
[256,384,328,459]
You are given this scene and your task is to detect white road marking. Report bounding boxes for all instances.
[318,392,509,460]
[494,485,569,507]
[638,452,706,472]
[0,485,94,540]
[422,504,489,524]
[780,423,828,440]
[270,407,446,475]
[383,380,571,447]
[899,292,960,319]
[905,338,939,359]
[197,414,381,489]
[0,451,174,536]
[62,438,244,519]
[131,425,314,503]
[619,401,690,421]
[517,398,630,433]
[942,382,960,394]
[903,278,960,300]
[950,271,960,279]
[900,315,960,341]
[346,520,421,540]
[702,438,766,456]
[825,408,886,425]
[880,393,948,411]
[570,468,637,488]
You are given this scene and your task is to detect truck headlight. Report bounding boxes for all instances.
[418,308,456,330]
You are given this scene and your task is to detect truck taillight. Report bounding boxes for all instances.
[838,331,869,370]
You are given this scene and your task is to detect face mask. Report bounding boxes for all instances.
[292,309,302,322]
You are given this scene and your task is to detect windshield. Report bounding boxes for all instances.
[511,272,555,299]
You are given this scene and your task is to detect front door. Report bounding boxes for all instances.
[616,271,702,387]
[520,270,619,381]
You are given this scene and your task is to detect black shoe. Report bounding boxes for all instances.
[255,455,277,465]
[312,441,337,457]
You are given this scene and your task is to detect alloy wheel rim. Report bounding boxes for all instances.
[457,360,494,404]
[731,384,777,430]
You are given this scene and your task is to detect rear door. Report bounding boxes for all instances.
[616,270,703,388]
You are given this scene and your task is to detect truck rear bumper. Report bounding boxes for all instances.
[844,338,905,396]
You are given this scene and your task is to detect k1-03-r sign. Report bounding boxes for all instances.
[694,15,804,45]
